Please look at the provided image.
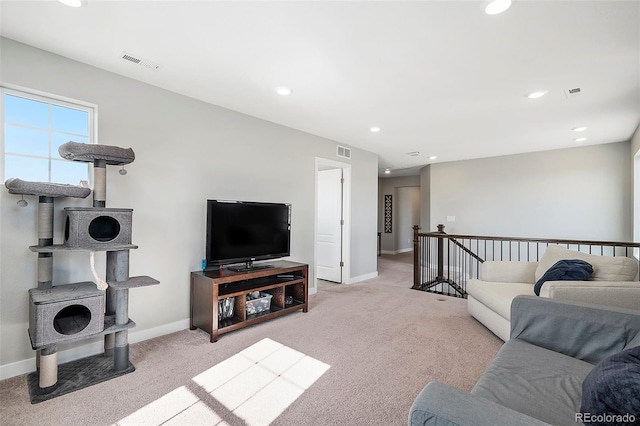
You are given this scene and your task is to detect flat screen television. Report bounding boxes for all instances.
[205,200,291,271]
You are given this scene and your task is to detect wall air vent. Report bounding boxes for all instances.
[564,87,582,98]
[337,145,351,159]
[121,52,161,70]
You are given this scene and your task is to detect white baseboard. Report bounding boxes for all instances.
[0,319,190,381]
[128,319,190,345]
[381,248,413,255]
[346,271,378,284]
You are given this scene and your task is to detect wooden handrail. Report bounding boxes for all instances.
[434,227,487,263]
[418,228,640,249]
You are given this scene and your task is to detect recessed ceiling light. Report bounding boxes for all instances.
[429,155,438,160]
[275,86,292,96]
[483,0,513,15]
[527,90,548,99]
[572,126,588,132]
[370,127,381,133]
[574,137,587,142]
[57,0,87,7]
[384,169,391,174]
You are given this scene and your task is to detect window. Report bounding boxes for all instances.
[2,87,95,185]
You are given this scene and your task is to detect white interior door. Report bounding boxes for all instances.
[317,168,343,283]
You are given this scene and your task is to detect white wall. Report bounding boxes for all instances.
[426,141,632,241]
[0,38,378,375]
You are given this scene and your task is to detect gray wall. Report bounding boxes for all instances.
[424,141,632,241]
[378,176,420,253]
[0,38,378,373]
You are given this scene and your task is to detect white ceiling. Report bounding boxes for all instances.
[1,1,639,177]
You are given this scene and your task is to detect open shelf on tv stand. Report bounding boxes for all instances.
[190,260,308,342]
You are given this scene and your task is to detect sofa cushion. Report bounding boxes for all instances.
[482,261,538,284]
[580,346,640,424]
[534,259,593,296]
[537,281,640,311]
[472,339,594,426]
[535,245,638,282]
[467,280,535,320]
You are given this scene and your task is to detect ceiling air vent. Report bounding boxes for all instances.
[564,87,582,98]
[337,145,351,159]
[121,52,161,70]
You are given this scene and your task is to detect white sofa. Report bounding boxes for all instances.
[467,245,640,341]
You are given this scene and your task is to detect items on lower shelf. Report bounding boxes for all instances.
[246,292,272,315]
[218,297,235,321]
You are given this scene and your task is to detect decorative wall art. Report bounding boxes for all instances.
[384,194,392,233]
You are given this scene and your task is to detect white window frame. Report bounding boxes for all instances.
[1,84,98,184]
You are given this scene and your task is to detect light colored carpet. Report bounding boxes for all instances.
[0,253,502,426]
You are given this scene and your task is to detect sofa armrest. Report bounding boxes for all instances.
[409,382,548,426]
[539,280,640,310]
[481,261,538,283]
[510,295,640,364]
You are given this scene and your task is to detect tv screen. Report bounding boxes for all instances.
[206,200,291,270]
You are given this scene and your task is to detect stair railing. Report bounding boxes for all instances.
[413,225,640,298]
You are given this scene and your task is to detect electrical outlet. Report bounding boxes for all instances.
[447,216,456,222]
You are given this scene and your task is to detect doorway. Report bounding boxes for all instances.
[314,158,351,292]
[394,186,420,253]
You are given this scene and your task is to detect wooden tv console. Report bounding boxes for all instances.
[190,261,308,342]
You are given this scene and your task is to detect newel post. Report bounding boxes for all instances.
[413,225,421,289]
[436,224,445,282]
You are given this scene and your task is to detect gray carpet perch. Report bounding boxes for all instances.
[5,178,91,198]
[58,141,135,165]
[4,142,158,403]
[59,141,135,208]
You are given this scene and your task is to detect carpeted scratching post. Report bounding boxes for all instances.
[4,142,158,404]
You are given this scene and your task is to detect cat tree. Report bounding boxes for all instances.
[4,142,158,404]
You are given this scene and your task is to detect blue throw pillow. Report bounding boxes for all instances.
[580,346,640,426]
[533,259,593,296]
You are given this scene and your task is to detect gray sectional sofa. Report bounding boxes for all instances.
[409,296,640,426]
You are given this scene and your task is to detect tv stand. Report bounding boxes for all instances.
[227,261,274,273]
[190,260,308,342]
